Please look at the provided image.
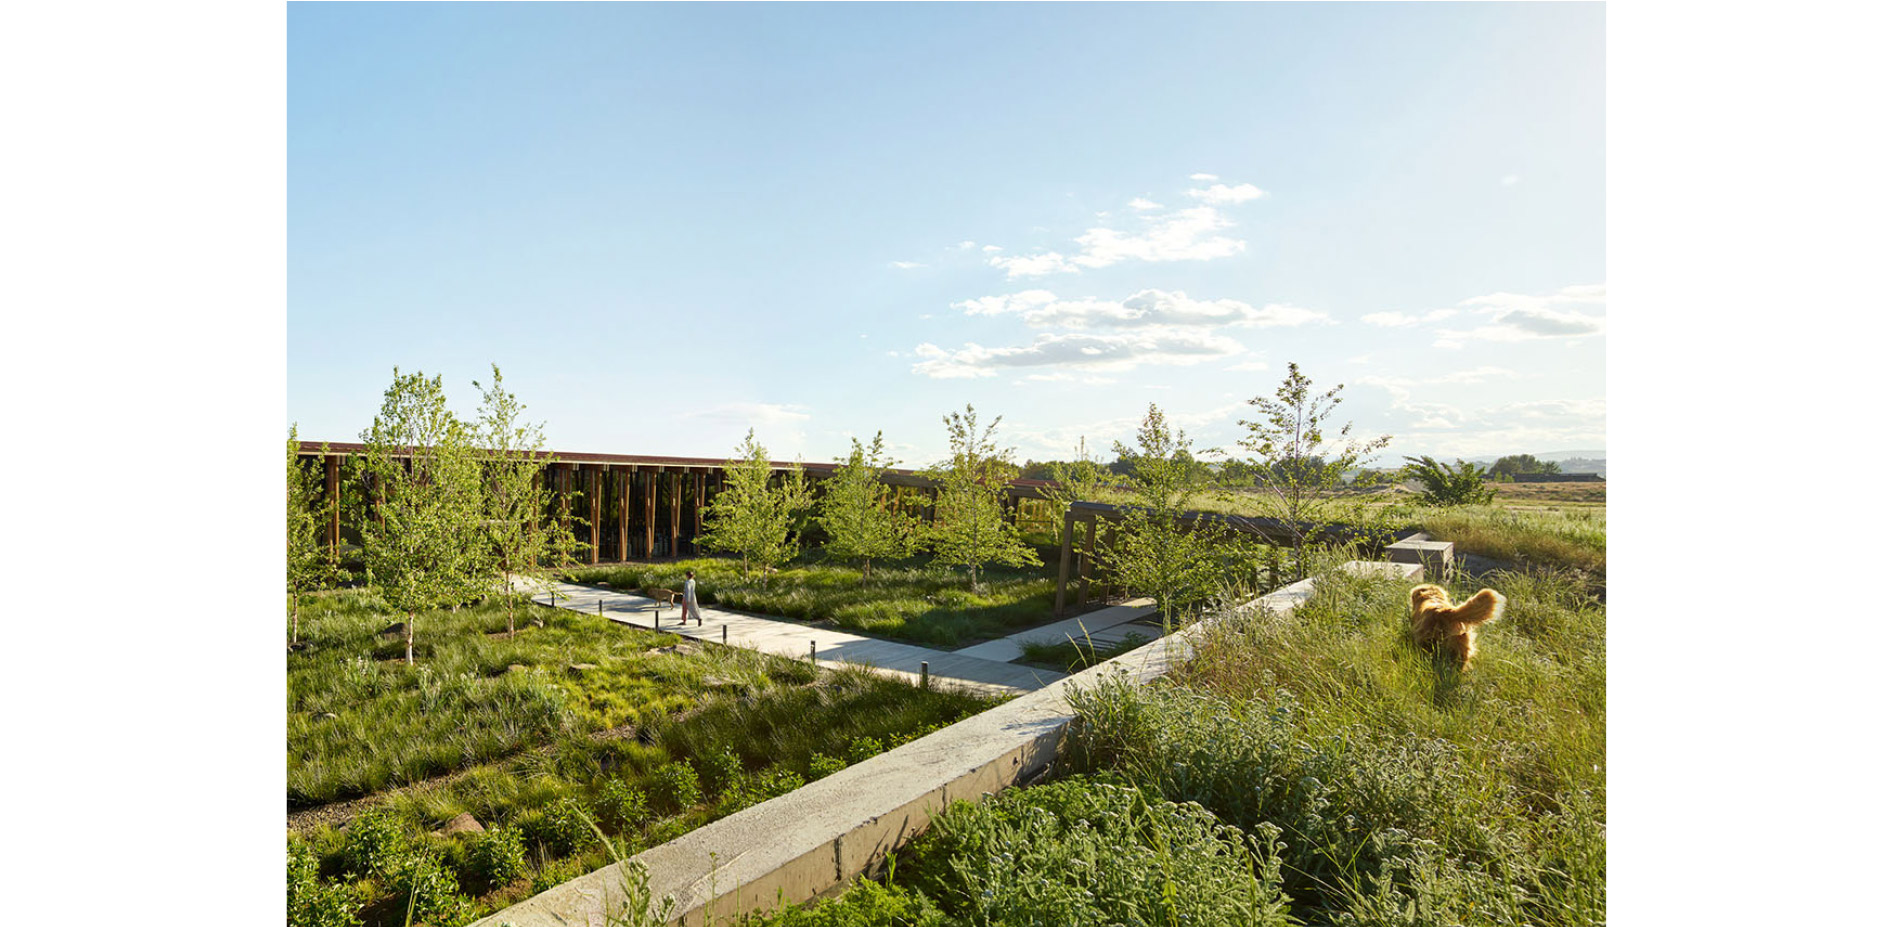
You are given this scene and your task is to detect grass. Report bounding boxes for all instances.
[567,554,1066,648]
[1401,503,1606,579]
[746,547,1604,927]
[288,587,1000,927]
[1015,629,1153,672]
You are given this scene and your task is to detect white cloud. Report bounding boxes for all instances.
[911,329,1245,379]
[1501,174,1521,187]
[683,402,812,426]
[1189,172,1219,181]
[987,252,1076,278]
[1186,182,1266,205]
[1071,206,1246,269]
[958,241,977,250]
[1388,397,1606,458]
[1427,284,1608,347]
[981,244,1002,253]
[889,261,924,269]
[1361,308,1458,327]
[984,177,1265,276]
[956,288,1330,330]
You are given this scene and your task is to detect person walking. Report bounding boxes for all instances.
[681,570,703,626]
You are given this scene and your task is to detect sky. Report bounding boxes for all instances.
[289,2,1605,469]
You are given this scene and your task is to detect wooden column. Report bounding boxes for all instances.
[324,455,340,558]
[691,468,707,555]
[643,466,657,558]
[668,468,682,558]
[618,466,631,563]
[1054,508,1076,617]
[586,464,602,565]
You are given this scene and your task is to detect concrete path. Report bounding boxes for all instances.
[950,598,1162,663]
[527,580,1068,696]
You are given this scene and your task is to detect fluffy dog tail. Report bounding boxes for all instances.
[1449,588,1505,627]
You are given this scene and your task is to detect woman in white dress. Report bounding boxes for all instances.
[681,570,702,626]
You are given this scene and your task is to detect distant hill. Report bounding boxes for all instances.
[1456,450,1608,479]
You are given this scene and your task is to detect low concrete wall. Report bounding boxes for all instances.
[472,567,1414,926]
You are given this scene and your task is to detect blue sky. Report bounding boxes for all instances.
[290,2,1604,468]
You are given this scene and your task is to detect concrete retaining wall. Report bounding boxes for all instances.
[472,564,1416,926]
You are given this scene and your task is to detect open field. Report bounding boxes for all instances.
[287,589,999,927]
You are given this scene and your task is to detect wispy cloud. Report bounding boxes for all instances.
[1433,284,1606,347]
[985,175,1266,278]
[1361,308,1458,328]
[889,260,925,270]
[957,288,1329,330]
[912,328,1245,379]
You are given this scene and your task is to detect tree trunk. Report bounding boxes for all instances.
[290,594,300,646]
[406,612,416,665]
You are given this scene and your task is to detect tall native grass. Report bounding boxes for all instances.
[1062,560,1606,926]
[292,642,996,926]
[567,555,1062,648]
[752,553,1603,927]
[1399,503,1606,579]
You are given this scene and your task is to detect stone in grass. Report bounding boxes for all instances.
[437,812,484,837]
[506,664,531,674]
[565,663,599,675]
[380,622,407,637]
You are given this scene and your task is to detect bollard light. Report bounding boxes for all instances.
[920,661,929,690]
[722,624,728,644]
[810,640,817,664]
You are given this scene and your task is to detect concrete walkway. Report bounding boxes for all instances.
[528,580,1070,696]
[950,597,1161,663]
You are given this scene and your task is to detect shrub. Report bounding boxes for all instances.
[595,778,650,834]
[340,808,408,881]
[846,735,884,764]
[1401,455,1496,506]
[389,852,466,926]
[903,777,1293,926]
[465,824,528,891]
[287,842,362,927]
[807,752,847,780]
[519,797,597,858]
[748,878,948,926]
[650,760,702,813]
[703,745,747,799]
[530,856,586,895]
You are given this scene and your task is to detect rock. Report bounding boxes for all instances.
[565,663,598,675]
[312,711,338,720]
[380,622,407,637]
[439,812,484,836]
[506,664,530,673]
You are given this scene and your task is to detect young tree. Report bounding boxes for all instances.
[359,369,488,664]
[701,430,812,578]
[1099,405,1235,628]
[472,365,582,636]
[922,404,1039,591]
[1403,455,1497,506]
[816,431,918,583]
[1036,437,1115,513]
[1234,362,1392,577]
[286,425,340,646]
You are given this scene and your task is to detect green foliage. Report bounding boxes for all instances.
[472,365,584,636]
[807,752,847,779]
[288,427,342,645]
[595,778,651,834]
[359,368,490,664]
[1100,404,1242,627]
[747,879,948,926]
[466,824,529,891]
[530,856,587,895]
[341,807,408,880]
[650,760,703,813]
[702,429,814,577]
[816,432,919,581]
[288,842,362,927]
[1402,455,1497,507]
[1234,362,1392,575]
[1034,437,1117,512]
[1488,453,1561,480]
[392,850,468,926]
[902,778,1294,926]
[921,404,1040,590]
[520,796,598,858]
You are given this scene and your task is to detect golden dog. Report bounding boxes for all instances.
[1408,584,1505,671]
